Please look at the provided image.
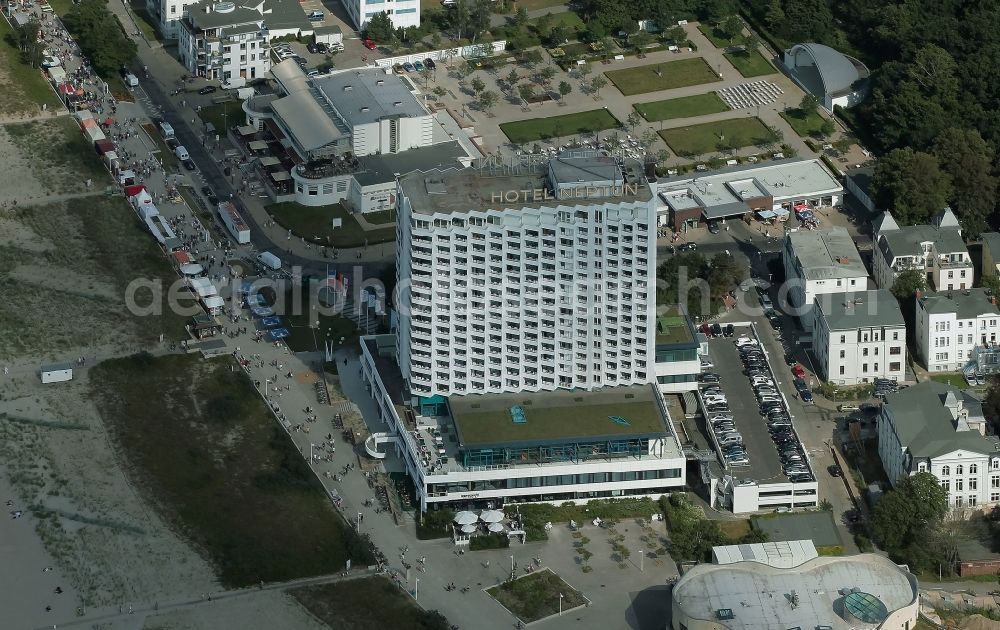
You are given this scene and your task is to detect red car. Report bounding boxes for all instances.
[791,364,806,379]
[363,39,377,50]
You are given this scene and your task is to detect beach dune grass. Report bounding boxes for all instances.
[486,569,587,623]
[605,58,721,96]
[91,353,374,586]
[0,17,62,114]
[659,116,775,156]
[634,93,730,122]
[499,109,621,143]
[291,576,450,630]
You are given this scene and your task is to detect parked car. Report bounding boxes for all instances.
[800,389,814,404]
[403,62,416,72]
[699,372,721,383]
[414,60,425,71]
[707,220,720,234]
[711,323,723,337]
[837,404,859,413]
[182,158,197,171]
[363,38,377,50]
[201,186,219,205]
[424,58,436,69]
[828,464,843,477]
[678,242,697,252]
[723,324,734,337]
[197,85,217,95]
[735,336,757,347]
[307,42,319,54]
[791,364,806,378]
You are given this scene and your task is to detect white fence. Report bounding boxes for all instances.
[374,41,507,69]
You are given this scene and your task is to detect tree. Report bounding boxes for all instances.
[931,127,997,237]
[578,62,592,80]
[558,81,573,100]
[470,76,486,95]
[872,147,953,225]
[626,112,641,131]
[469,0,492,41]
[419,67,434,88]
[512,5,528,27]
[890,268,928,302]
[870,472,949,571]
[630,31,654,52]
[505,68,519,89]
[450,0,472,40]
[521,49,544,69]
[14,21,44,68]
[432,86,447,98]
[721,15,742,40]
[62,0,137,78]
[364,11,395,42]
[478,89,499,115]
[640,129,659,150]
[741,33,760,56]
[590,75,608,96]
[538,66,556,86]
[819,118,836,137]
[799,93,819,115]
[518,83,535,103]
[763,0,784,31]
[664,25,686,45]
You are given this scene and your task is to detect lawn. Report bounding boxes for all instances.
[546,10,584,32]
[499,109,621,143]
[634,92,730,122]
[0,16,62,115]
[487,569,587,623]
[780,108,830,137]
[508,0,567,11]
[930,372,971,389]
[128,0,163,41]
[291,576,449,630]
[518,498,658,541]
[267,201,396,249]
[605,58,720,96]
[724,49,775,77]
[698,21,742,48]
[362,209,396,225]
[198,100,239,134]
[659,116,775,157]
[90,353,374,586]
[283,308,359,353]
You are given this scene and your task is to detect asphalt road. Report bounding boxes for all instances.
[134,67,390,285]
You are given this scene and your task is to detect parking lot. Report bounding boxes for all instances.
[704,335,786,483]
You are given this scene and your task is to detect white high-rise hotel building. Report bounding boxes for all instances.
[395,155,658,397]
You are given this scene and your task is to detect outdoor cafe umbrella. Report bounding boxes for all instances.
[454,511,478,526]
[480,510,504,524]
[103,117,114,127]
[487,522,505,533]
[460,524,477,535]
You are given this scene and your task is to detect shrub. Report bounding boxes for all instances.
[470,533,509,551]
[416,508,454,540]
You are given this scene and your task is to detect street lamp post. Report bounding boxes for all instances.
[510,554,515,574]
[414,578,420,601]
[559,593,564,616]
[639,550,643,572]
[309,442,315,464]
[357,512,362,530]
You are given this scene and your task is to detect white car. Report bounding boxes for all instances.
[41,56,61,68]
[751,377,774,386]
[735,337,757,347]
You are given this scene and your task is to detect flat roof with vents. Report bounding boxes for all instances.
[313,68,425,127]
[447,384,670,449]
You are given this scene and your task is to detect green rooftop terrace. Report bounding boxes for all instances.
[449,385,668,448]
[656,306,696,345]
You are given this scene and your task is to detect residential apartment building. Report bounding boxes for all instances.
[915,288,1000,372]
[812,289,906,385]
[653,306,702,393]
[395,154,657,398]
[877,381,1000,511]
[782,226,870,322]
[873,208,971,291]
[151,0,308,42]
[177,0,271,82]
[339,0,419,31]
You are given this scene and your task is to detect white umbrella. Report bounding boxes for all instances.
[488,521,505,533]
[460,523,477,534]
[480,510,504,524]
[179,263,204,276]
[454,511,478,526]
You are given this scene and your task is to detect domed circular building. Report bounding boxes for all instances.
[782,43,870,110]
[670,552,918,629]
